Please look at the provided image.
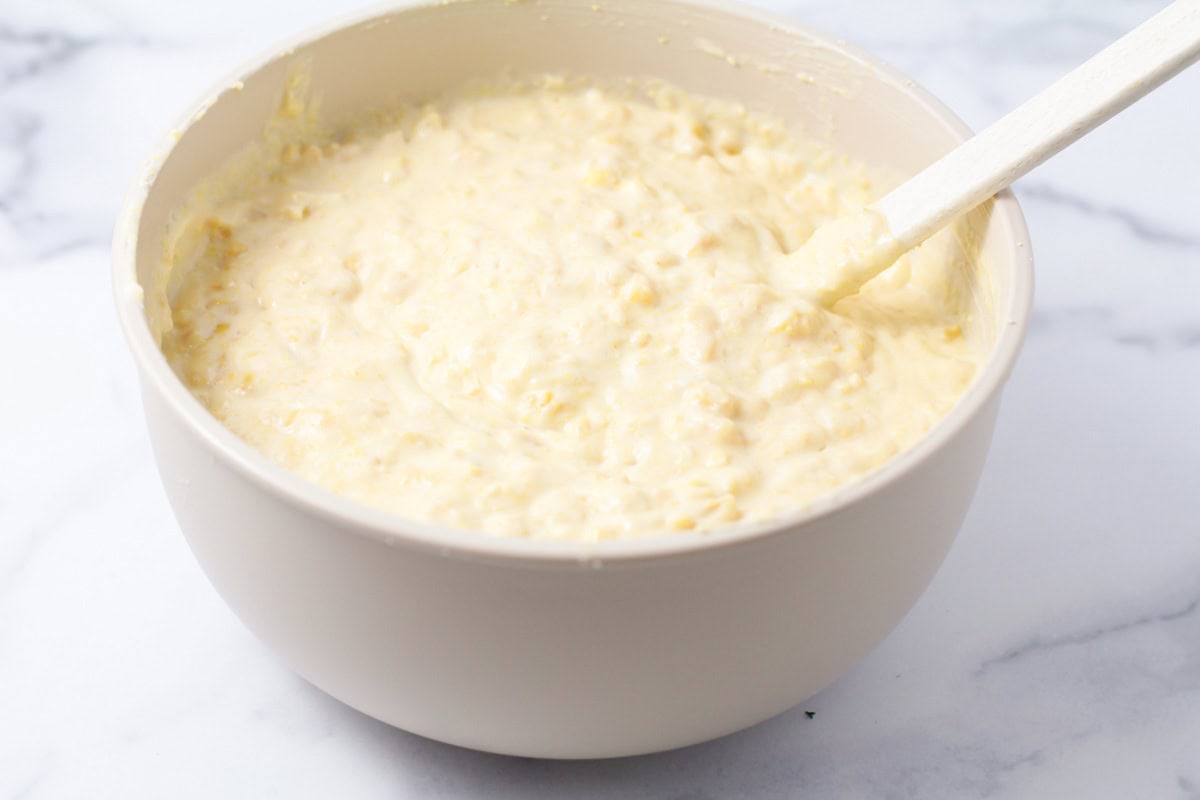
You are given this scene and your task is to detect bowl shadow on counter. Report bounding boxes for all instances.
[299,677,836,796]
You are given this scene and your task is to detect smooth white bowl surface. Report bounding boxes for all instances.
[113,0,1033,758]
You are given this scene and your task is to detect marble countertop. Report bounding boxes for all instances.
[3,0,1198,796]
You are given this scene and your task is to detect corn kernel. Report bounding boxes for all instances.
[583,168,617,187]
[621,274,656,306]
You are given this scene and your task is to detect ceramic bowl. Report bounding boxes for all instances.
[113,0,1032,758]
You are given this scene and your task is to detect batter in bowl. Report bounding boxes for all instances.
[158,76,979,541]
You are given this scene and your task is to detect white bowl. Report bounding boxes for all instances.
[113,0,1032,758]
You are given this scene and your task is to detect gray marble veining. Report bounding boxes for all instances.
[1,1,1198,797]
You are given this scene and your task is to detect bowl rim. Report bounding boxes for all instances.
[112,0,1034,567]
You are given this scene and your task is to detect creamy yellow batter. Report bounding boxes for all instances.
[159,77,978,541]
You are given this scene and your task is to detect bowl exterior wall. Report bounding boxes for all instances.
[144,384,1000,757]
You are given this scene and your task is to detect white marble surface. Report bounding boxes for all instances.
[3,0,1199,796]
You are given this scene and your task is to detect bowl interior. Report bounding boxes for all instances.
[117,0,1031,559]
